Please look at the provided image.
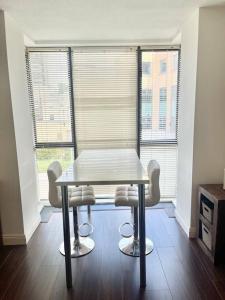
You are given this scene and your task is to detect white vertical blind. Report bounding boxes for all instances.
[72,47,137,197]
[140,50,179,199]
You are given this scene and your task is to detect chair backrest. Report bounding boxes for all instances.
[146,160,160,207]
[47,161,62,208]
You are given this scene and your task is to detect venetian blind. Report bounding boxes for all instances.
[27,49,73,147]
[140,49,180,198]
[72,47,137,196]
[72,47,137,151]
[26,49,74,200]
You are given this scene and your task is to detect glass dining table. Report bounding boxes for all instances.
[56,148,149,289]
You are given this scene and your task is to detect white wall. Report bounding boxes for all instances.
[4,12,40,242]
[0,11,25,244]
[176,10,199,236]
[191,6,225,229]
[0,11,40,244]
[176,6,225,237]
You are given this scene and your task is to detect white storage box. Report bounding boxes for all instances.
[202,223,212,251]
[202,202,213,223]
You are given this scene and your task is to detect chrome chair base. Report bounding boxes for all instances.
[79,222,94,237]
[59,237,95,258]
[118,237,153,257]
[119,222,133,238]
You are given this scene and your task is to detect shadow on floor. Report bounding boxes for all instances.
[40,202,175,223]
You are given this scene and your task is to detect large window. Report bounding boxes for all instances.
[159,87,167,130]
[26,49,75,200]
[142,62,151,75]
[27,47,136,201]
[171,85,177,132]
[27,47,179,202]
[72,47,137,197]
[160,59,167,74]
[140,50,179,199]
[36,148,73,200]
[142,89,152,129]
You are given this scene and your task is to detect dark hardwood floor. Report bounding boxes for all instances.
[0,208,225,300]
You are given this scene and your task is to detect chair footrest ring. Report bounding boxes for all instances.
[78,222,94,237]
[119,222,134,238]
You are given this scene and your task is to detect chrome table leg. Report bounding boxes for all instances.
[61,186,72,288]
[139,184,146,288]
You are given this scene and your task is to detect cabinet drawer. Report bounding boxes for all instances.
[202,223,212,251]
[202,202,213,223]
[200,194,214,224]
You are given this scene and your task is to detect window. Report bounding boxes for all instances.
[173,53,178,71]
[27,50,73,145]
[140,50,179,199]
[26,49,75,200]
[27,47,180,202]
[142,89,152,129]
[72,48,137,152]
[171,85,177,132]
[160,59,167,74]
[159,88,167,130]
[142,89,152,102]
[72,47,137,198]
[142,62,151,75]
[27,47,136,201]
[36,148,73,200]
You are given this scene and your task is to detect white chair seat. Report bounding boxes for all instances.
[48,161,96,208]
[115,186,138,207]
[115,185,152,207]
[69,186,95,206]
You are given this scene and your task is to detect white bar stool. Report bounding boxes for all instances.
[47,161,96,258]
[115,160,160,257]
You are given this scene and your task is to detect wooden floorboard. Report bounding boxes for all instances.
[0,208,225,299]
[0,246,13,269]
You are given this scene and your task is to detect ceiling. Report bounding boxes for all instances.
[0,0,224,45]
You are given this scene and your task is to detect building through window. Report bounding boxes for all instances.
[159,87,167,130]
[160,59,167,74]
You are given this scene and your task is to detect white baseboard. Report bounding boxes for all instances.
[175,209,197,238]
[1,216,41,246]
[2,233,26,245]
[175,209,189,236]
[25,216,41,243]
[189,226,197,238]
